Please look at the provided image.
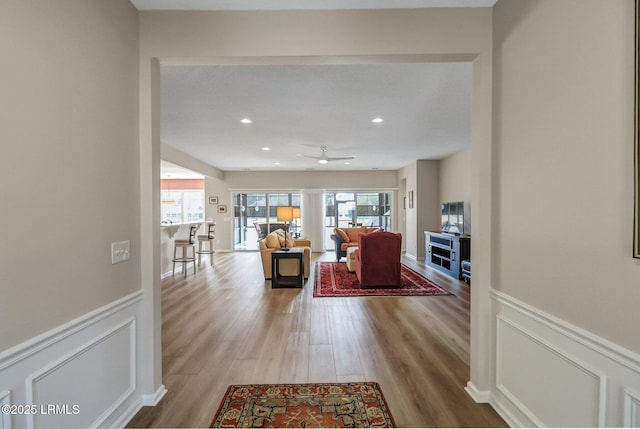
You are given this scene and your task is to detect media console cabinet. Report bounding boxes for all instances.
[424,231,470,280]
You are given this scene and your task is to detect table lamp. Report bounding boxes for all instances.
[276,206,294,251]
[292,207,301,237]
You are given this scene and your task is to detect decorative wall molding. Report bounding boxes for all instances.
[0,291,144,429]
[1,390,11,429]
[25,319,136,429]
[0,291,143,372]
[625,388,640,427]
[490,289,640,427]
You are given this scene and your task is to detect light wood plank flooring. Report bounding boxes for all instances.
[127,251,506,428]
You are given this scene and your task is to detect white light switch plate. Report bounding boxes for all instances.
[111,240,130,264]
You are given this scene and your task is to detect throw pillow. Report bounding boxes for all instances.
[266,231,281,249]
[334,228,349,243]
[274,229,287,247]
[286,233,296,248]
[346,227,367,242]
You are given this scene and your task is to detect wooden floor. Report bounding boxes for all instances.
[126,251,506,428]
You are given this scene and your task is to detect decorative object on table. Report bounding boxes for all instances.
[355,231,402,287]
[210,382,396,428]
[217,204,227,213]
[208,196,218,204]
[276,206,294,251]
[314,261,452,297]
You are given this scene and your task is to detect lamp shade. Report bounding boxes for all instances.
[276,206,294,222]
[292,207,301,219]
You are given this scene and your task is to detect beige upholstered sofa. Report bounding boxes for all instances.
[258,229,311,280]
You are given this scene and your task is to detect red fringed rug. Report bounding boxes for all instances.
[210,382,396,428]
[314,261,452,297]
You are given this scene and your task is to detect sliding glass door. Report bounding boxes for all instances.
[232,192,300,250]
[324,191,392,250]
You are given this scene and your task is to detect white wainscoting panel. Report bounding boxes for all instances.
[625,388,640,428]
[490,290,640,427]
[1,390,11,429]
[0,291,144,429]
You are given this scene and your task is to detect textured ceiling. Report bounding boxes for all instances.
[161,62,472,171]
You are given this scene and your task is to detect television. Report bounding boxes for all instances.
[441,201,464,235]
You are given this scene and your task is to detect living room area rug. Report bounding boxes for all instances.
[314,261,452,297]
[210,382,396,428]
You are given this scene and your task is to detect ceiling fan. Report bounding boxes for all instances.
[299,146,355,164]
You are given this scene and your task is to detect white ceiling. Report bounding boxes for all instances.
[131,0,497,11]
[146,0,487,172]
[161,62,472,171]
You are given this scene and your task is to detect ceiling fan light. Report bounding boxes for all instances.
[318,159,328,164]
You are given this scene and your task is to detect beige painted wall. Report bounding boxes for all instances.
[398,160,440,258]
[416,160,441,257]
[0,0,140,350]
[440,148,472,235]
[494,0,639,353]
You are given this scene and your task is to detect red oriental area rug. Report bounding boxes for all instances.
[210,382,396,428]
[314,261,452,297]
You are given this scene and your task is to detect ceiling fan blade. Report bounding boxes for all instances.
[298,154,323,160]
[299,146,355,162]
[326,156,355,161]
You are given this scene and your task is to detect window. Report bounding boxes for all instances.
[161,178,205,223]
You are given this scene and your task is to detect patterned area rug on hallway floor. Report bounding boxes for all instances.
[210,382,396,428]
[313,261,453,297]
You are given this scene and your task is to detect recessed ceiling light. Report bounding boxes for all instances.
[318,159,328,164]
[274,162,281,166]
[262,147,271,151]
[344,161,351,165]
[371,117,384,123]
[240,118,253,124]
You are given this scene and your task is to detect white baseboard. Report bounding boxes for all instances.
[0,290,144,429]
[464,381,490,403]
[142,384,167,406]
[490,289,640,427]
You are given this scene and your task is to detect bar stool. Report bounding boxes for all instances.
[172,225,197,276]
[196,222,216,267]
